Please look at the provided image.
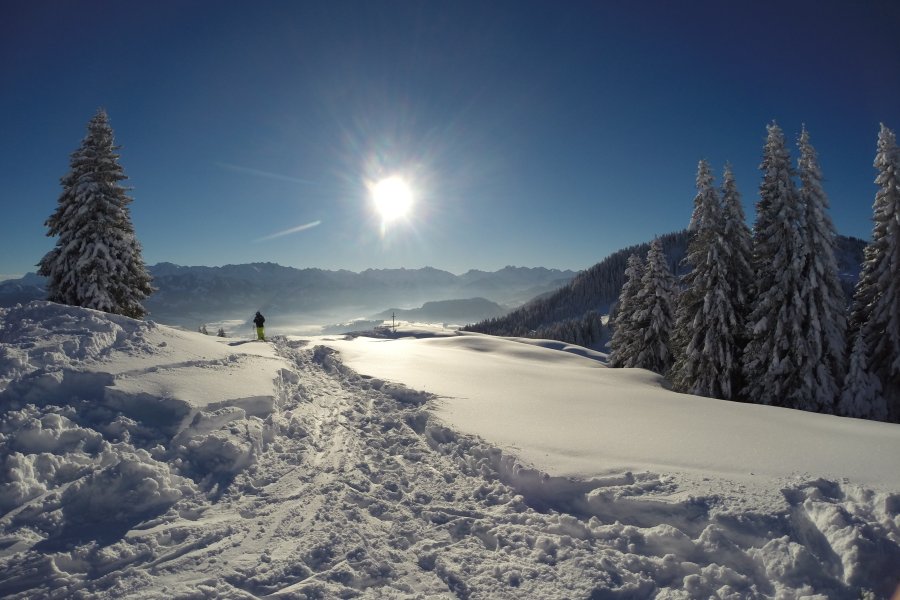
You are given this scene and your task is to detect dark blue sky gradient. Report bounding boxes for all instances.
[2,0,899,277]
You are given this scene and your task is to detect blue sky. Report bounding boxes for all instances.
[2,0,899,278]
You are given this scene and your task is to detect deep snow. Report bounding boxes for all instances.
[1,302,899,599]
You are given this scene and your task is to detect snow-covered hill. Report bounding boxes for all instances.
[1,302,898,598]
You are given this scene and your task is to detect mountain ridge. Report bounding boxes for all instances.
[0,263,576,328]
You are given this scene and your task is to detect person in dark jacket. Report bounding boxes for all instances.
[253,311,266,341]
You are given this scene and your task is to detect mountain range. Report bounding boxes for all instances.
[2,231,868,337]
[0,264,575,329]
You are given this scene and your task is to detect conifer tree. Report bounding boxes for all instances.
[720,164,754,323]
[838,331,887,420]
[686,161,715,232]
[720,164,754,399]
[38,109,153,318]
[796,126,847,412]
[608,254,645,368]
[631,239,677,374]
[671,161,740,398]
[742,123,811,408]
[849,124,900,420]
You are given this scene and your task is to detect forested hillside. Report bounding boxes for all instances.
[465,231,866,348]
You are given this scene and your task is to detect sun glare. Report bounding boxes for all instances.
[371,176,413,223]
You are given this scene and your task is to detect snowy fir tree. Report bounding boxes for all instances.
[720,163,754,329]
[38,109,153,319]
[796,126,847,412]
[630,239,677,374]
[719,164,754,398]
[849,124,900,421]
[671,161,741,399]
[686,161,716,233]
[838,331,887,420]
[742,123,813,409]
[608,254,645,368]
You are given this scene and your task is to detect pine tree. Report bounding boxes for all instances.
[849,124,900,420]
[796,126,847,412]
[720,164,754,398]
[838,331,887,420]
[38,109,153,318]
[720,164,754,322]
[217,327,227,338]
[671,161,740,398]
[608,254,645,368]
[742,123,812,408]
[686,161,716,232]
[631,239,677,374]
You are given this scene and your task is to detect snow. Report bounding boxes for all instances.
[2,303,899,598]
[321,328,900,489]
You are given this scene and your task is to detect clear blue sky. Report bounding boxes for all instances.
[2,0,899,278]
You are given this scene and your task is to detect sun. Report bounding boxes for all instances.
[370,176,413,223]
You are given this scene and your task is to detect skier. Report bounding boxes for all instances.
[253,311,266,341]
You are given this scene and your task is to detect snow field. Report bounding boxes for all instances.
[0,304,899,598]
[321,329,900,489]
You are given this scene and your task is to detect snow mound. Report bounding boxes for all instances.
[171,407,266,487]
[0,302,287,558]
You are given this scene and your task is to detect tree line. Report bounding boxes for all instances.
[609,123,899,422]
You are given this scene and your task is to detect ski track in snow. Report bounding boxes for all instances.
[1,304,899,599]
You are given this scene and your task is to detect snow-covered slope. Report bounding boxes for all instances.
[323,328,900,488]
[1,304,898,599]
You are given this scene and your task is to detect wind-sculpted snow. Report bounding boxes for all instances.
[0,305,898,598]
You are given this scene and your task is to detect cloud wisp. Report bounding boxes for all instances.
[255,220,322,242]
[214,162,318,186]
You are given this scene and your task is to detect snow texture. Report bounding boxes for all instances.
[1,303,899,599]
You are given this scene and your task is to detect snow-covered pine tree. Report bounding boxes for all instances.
[608,254,645,368]
[686,161,716,232]
[796,126,847,412]
[671,161,740,398]
[838,331,887,420]
[38,109,153,319]
[848,124,900,421]
[720,164,754,319]
[630,239,677,374]
[742,123,812,409]
[720,163,754,398]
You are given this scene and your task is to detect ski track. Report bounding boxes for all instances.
[1,333,899,599]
